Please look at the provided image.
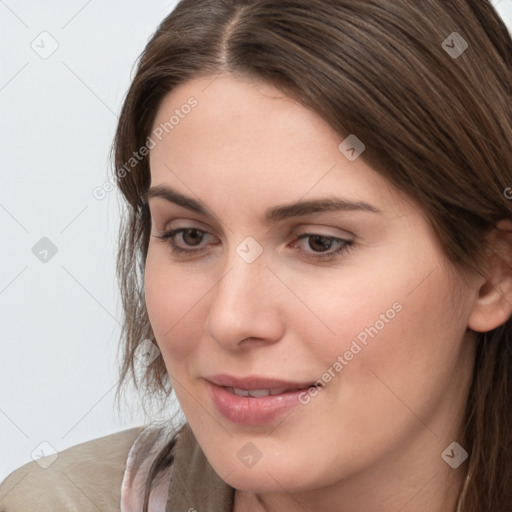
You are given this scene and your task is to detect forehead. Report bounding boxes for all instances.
[147,75,405,217]
[150,74,337,157]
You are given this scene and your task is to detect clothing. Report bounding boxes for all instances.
[0,422,236,511]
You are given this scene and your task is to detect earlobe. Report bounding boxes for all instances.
[467,219,512,333]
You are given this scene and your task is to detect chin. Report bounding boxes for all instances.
[210,455,315,494]
[223,470,297,493]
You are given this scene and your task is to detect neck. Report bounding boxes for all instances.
[233,431,469,512]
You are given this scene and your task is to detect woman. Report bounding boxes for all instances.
[1,0,511,511]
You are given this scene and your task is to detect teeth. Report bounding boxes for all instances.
[247,388,271,397]
[228,387,295,397]
[230,387,251,397]
[269,387,289,395]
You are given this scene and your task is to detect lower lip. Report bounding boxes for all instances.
[205,380,310,425]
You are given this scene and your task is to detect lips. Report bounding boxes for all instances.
[205,373,315,392]
[204,374,317,425]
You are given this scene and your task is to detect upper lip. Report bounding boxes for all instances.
[205,374,315,391]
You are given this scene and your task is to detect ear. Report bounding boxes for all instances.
[468,219,512,332]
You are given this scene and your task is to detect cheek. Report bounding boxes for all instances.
[144,248,209,362]
[325,267,466,434]
[282,254,413,366]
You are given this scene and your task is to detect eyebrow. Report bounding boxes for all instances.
[145,184,381,222]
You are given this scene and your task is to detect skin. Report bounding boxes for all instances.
[144,74,512,512]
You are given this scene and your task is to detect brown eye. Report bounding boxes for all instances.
[180,228,205,246]
[154,227,212,255]
[293,233,354,262]
[306,235,336,252]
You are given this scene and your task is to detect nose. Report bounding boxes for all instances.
[205,244,285,351]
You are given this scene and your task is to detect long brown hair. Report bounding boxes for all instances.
[111,1,512,510]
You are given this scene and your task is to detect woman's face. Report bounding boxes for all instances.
[144,75,476,505]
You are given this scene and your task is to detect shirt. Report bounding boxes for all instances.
[0,421,236,511]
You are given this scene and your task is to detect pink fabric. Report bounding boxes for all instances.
[120,422,179,512]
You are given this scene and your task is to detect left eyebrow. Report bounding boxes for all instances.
[144,184,381,223]
[265,197,381,222]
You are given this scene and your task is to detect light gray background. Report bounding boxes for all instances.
[1,0,511,482]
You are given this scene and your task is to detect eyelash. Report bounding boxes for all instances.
[154,228,354,262]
